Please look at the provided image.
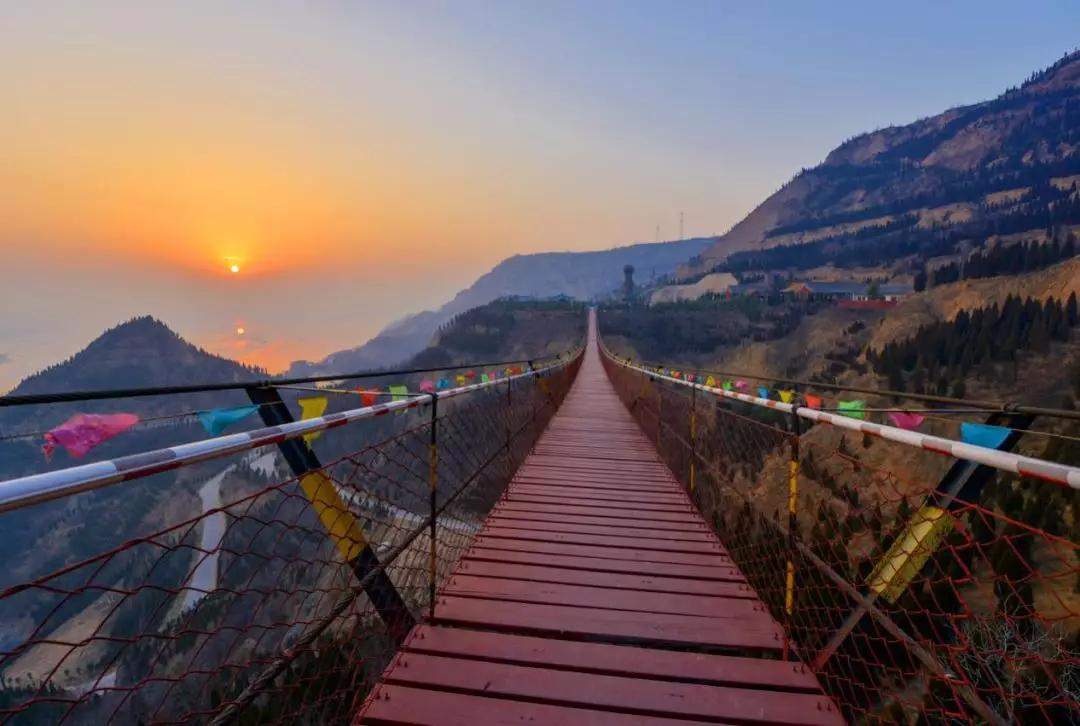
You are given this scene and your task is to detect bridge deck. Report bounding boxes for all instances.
[358,321,840,724]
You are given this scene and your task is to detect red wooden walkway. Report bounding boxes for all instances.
[358,315,841,724]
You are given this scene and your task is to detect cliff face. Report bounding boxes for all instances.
[682,52,1080,278]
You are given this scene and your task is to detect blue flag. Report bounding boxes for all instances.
[436,378,451,390]
[757,386,770,400]
[198,405,259,436]
[960,422,1011,449]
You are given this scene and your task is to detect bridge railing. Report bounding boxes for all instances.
[600,341,1078,725]
[0,349,582,724]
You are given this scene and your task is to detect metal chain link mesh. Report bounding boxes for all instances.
[0,358,580,725]
[602,354,1079,725]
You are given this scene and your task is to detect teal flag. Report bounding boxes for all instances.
[436,378,451,389]
[757,386,770,400]
[837,400,866,420]
[961,422,1011,449]
[198,405,259,436]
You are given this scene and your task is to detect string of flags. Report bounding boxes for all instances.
[644,364,1017,448]
[37,364,534,460]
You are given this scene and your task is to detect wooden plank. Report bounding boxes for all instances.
[464,547,747,581]
[508,484,687,503]
[402,625,824,692]
[487,509,712,533]
[483,516,719,542]
[434,596,784,651]
[480,526,726,554]
[502,494,695,513]
[455,560,754,596]
[357,683,697,725]
[493,502,705,524]
[510,477,678,493]
[380,653,843,725]
[471,536,731,567]
[443,574,768,619]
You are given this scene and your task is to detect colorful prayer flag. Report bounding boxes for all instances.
[779,390,795,404]
[43,413,140,459]
[889,412,926,431]
[705,376,716,387]
[356,389,378,407]
[837,400,866,420]
[464,371,476,380]
[419,380,436,394]
[757,386,770,400]
[197,405,259,436]
[735,380,748,390]
[722,380,732,391]
[436,378,451,390]
[481,373,490,383]
[960,422,1011,449]
[388,385,409,402]
[299,396,329,443]
[686,374,696,383]
[455,374,466,386]
[805,394,823,409]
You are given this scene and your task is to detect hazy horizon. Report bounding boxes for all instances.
[2,1,1078,391]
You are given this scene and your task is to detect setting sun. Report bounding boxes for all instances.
[229,263,240,274]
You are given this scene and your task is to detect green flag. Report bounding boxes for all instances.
[837,400,866,420]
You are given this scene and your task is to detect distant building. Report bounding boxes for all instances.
[782,280,913,303]
[623,265,635,302]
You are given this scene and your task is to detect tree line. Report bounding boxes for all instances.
[919,234,1078,289]
[869,293,1079,396]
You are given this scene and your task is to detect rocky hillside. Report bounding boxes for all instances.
[682,51,1080,279]
[289,237,713,376]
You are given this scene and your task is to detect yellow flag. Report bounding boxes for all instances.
[299,471,368,561]
[298,396,328,444]
[867,505,954,603]
[455,374,466,386]
[779,390,795,403]
[705,375,716,387]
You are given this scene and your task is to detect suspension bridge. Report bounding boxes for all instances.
[0,310,1076,724]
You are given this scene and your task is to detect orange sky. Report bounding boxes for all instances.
[4,2,1072,390]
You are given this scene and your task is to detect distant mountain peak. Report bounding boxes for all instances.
[8,316,265,399]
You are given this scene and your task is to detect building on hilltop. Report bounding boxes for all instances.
[782,280,913,303]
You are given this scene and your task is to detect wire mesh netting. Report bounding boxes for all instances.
[0,356,580,725]
[602,353,1079,725]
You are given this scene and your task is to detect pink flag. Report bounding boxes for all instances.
[43,413,139,458]
[735,380,748,390]
[888,411,926,431]
[419,380,436,394]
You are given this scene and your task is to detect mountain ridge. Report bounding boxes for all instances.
[681,50,1080,278]
[289,237,714,376]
